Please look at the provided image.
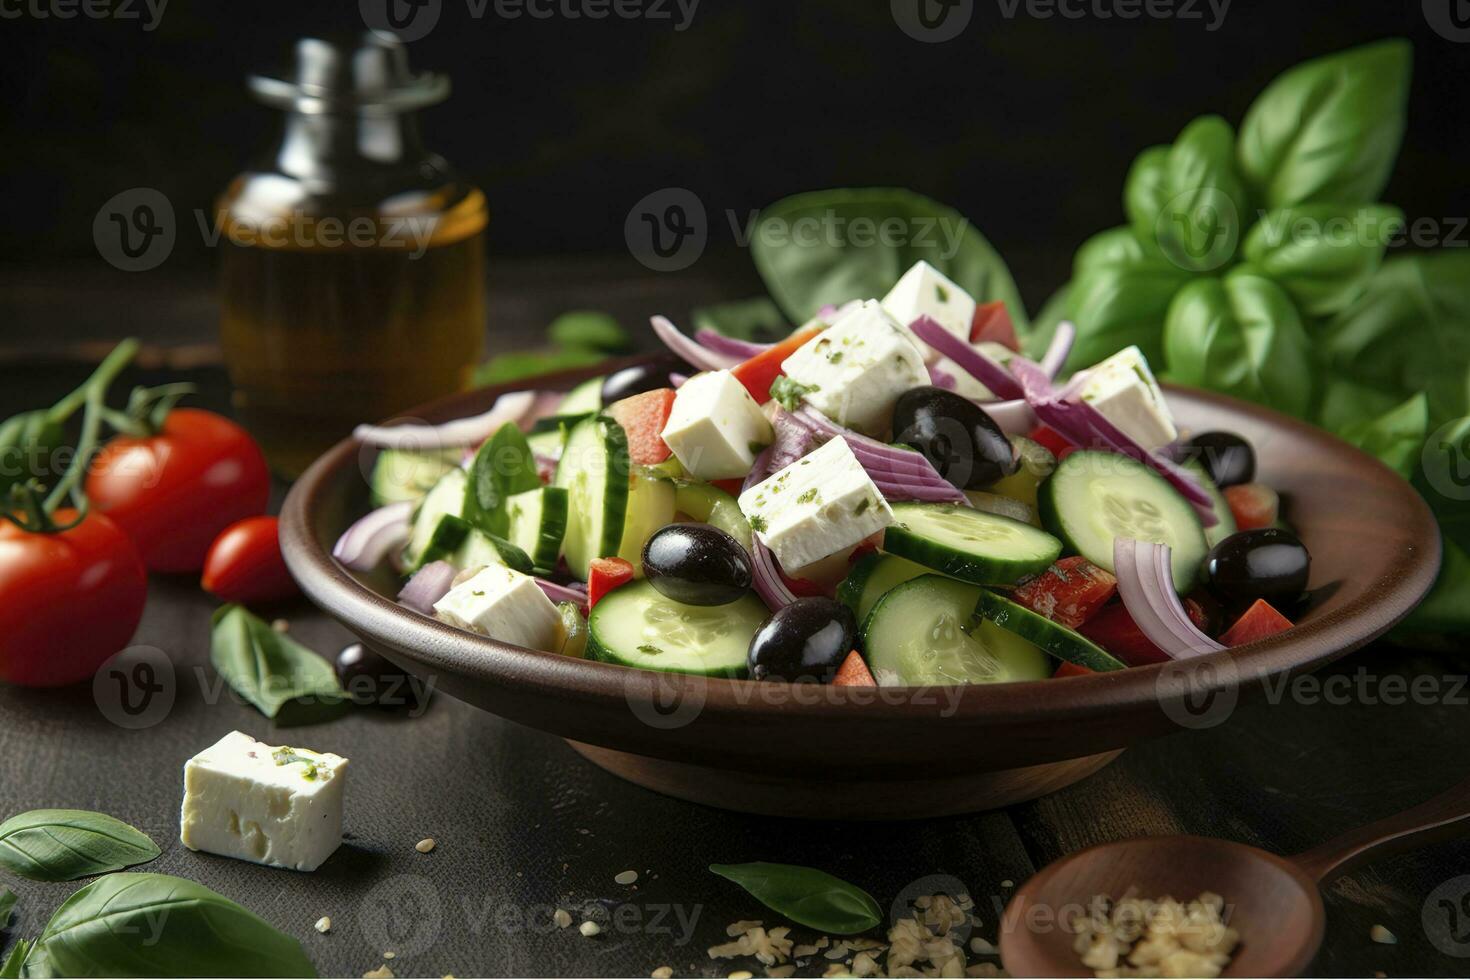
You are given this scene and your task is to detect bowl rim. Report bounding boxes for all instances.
[280,357,1442,726]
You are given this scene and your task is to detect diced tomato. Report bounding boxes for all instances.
[1011,556,1117,628]
[711,478,745,497]
[1028,425,1074,459]
[588,557,635,608]
[970,301,1020,351]
[847,534,883,565]
[1220,599,1293,646]
[606,388,676,466]
[1223,482,1279,530]
[1078,598,1212,667]
[779,571,831,598]
[731,325,823,404]
[833,650,877,687]
[1052,661,1094,679]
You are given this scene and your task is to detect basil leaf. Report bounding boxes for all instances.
[548,311,630,354]
[1238,39,1411,210]
[1242,204,1403,317]
[1067,227,1192,368]
[692,297,790,343]
[1,940,29,980]
[467,423,542,536]
[1340,393,1429,480]
[473,348,606,387]
[210,605,346,722]
[0,811,159,883]
[0,889,14,930]
[1162,270,1313,418]
[751,188,1028,330]
[1124,116,1248,274]
[21,873,315,978]
[709,862,881,935]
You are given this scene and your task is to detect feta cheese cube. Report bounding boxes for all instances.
[660,369,774,480]
[180,731,347,872]
[1077,345,1178,450]
[881,260,977,360]
[434,563,565,651]
[738,437,895,571]
[780,300,928,436]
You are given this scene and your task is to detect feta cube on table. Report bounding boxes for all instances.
[1077,345,1178,451]
[780,300,928,436]
[660,369,774,480]
[739,437,895,571]
[881,260,977,360]
[434,563,565,651]
[180,731,347,872]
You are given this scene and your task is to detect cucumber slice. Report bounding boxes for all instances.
[862,575,1051,685]
[559,376,604,417]
[673,481,752,551]
[554,416,631,580]
[963,490,1038,527]
[616,473,676,573]
[986,435,1056,511]
[1039,450,1208,592]
[413,514,534,574]
[883,502,1062,586]
[587,580,767,677]
[557,602,588,659]
[974,590,1126,672]
[1184,460,1237,548]
[506,486,569,570]
[370,448,461,507]
[527,426,568,463]
[402,467,470,568]
[838,553,932,624]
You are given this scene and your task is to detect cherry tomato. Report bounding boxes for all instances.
[202,516,299,604]
[86,408,270,573]
[0,510,148,687]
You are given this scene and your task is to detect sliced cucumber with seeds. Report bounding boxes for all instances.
[402,467,470,568]
[527,426,569,463]
[1184,459,1237,548]
[838,552,933,625]
[862,575,1051,685]
[554,416,631,580]
[1039,450,1207,592]
[505,486,569,570]
[413,514,534,574]
[559,376,604,416]
[883,502,1061,586]
[370,448,462,506]
[974,590,1126,672]
[673,481,751,551]
[587,580,767,677]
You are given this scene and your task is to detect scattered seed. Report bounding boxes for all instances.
[615,869,639,885]
[651,969,673,979]
[1000,879,1013,888]
[580,921,601,937]
[1371,924,1397,944]
[272,618,290,633]
[314,916,332,934]
[553,909,573,928]
[416,838,436,854]
[383,952,396,960]
[363,967,394,980]
[969,937,997,955]
[728,972,754,980]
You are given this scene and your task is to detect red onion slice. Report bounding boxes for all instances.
[928,364,958,390]
[333,501,414,572]
[791,407,964,499]
[670,372,689,388]
[651,316,740,372]
[694,329,772,359]
[977,398,1036,435]
[537,577,589,612]
[355,391,539,450]
[909,316,1024,401]
[1039,321,1076,379]
[398,560,457,615]
[750,535,797,610]
[1113,538,1226,658]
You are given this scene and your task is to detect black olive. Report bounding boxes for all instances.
[1202,528,1310,605]
[601,356,693,405]
[643,523,752,606]
[335,643,426,710]
[892,386,1016,490]
[1181,431,1255,487]
[747,598,858,683]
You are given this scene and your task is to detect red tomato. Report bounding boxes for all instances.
[1011,556,1117,628]
[1078,598,1212,667]
[606,388,676,466]
[1028,425,1075,459]
[710,478,745,497]
[1220,599,1293,646]
[87,408,270,573]
[1052,661,1095,679]
[202,516,299,604]
[1223,483,1280,530]
[832,651,876,687]
[730,325,824,404]
[0,511,147,687]
[588,556,635,607]
[970,300,1020,351]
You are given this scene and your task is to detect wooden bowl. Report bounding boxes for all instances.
[279,360,1441,819]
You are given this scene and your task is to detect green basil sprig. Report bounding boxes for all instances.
[1,940,28,980]
[0,811,159,883]
[12,873,315,979]
[210,605,346,722]
[467,422,542,536]
[1125,116,1249,274]
[709,862,881,935]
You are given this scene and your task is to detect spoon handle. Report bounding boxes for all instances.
[1291,775,1470,883]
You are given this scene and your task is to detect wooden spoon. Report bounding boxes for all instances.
[999,776,1470,977]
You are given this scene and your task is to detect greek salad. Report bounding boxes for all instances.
[334,260,1311,686]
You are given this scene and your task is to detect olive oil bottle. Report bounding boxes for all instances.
[219,34,486,477]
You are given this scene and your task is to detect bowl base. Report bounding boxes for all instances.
[565,741,1123,819]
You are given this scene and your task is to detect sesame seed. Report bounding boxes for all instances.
[615,870,639,885]
[553,909,572,928]
[314,916,332,934]
[415,838,436,853]
[579,921,601,937]
[1370,924,1397,944]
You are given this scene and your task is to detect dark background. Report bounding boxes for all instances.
[4,0,1469,317]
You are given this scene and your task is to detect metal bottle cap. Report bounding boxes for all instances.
[248,31,449,114]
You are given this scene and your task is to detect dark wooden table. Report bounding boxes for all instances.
[3,261,1470,978]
